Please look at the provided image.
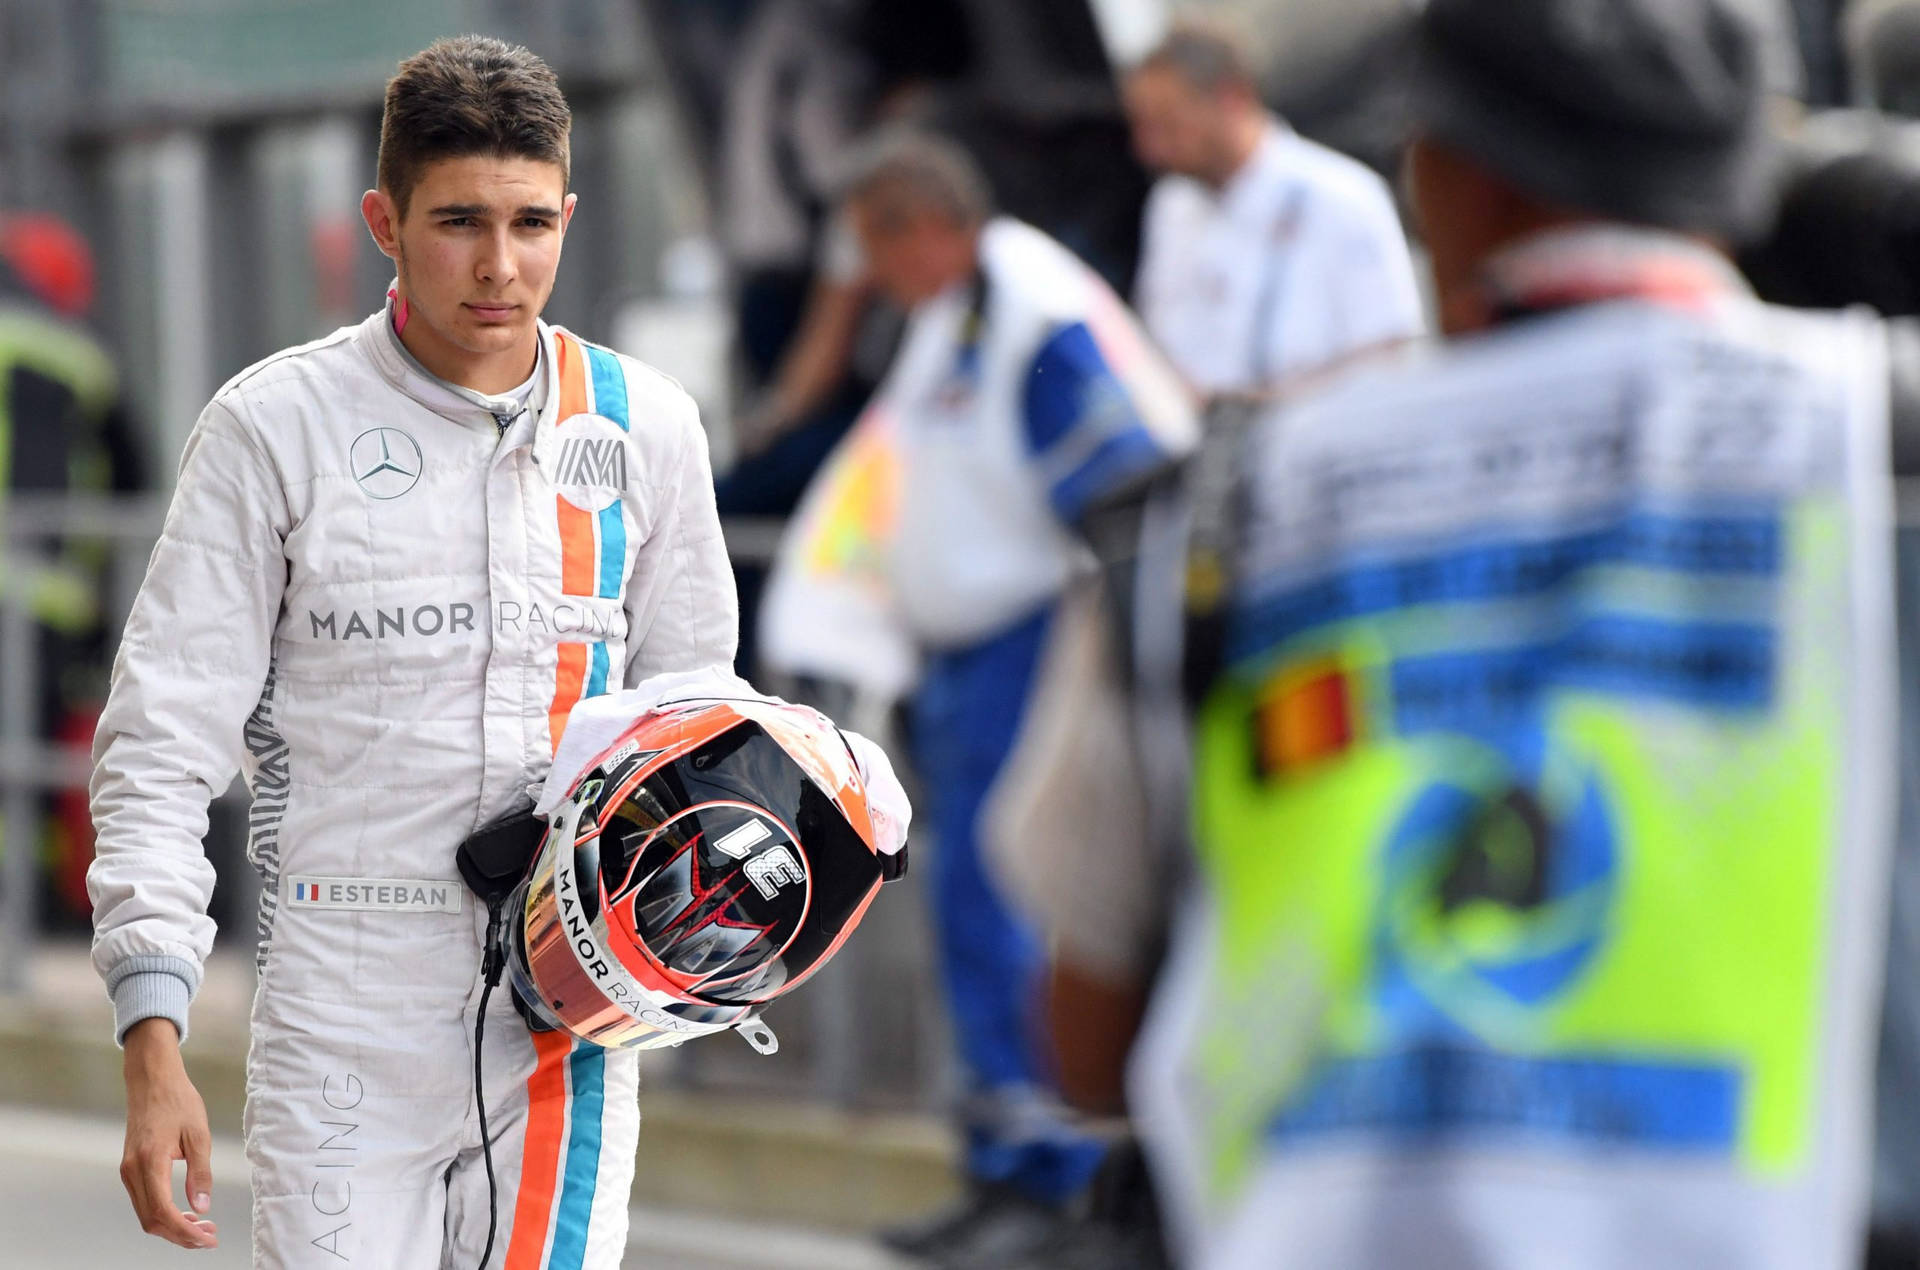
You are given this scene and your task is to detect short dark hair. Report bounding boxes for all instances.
[1134,19,1256,94]
[841,130,994,231]
[378,35,572,215]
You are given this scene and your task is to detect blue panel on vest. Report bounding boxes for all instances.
[1230,510,1783,661]
[1383,617,1776,725]
[1269,1046,1740,1152]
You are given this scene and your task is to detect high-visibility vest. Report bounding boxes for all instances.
[1135,233,1897,1270]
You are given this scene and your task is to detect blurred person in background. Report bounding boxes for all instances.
[1752,10,1920,1262]
[0,212,146,930]
[1123,18,1425,400]
[87,36,744,1263]
[1740,124,1920,315]
[1741,0,1920,317]
[819,132,1196,1269]
[711,0,982,683]
[1848,0,1920,115]
[715,0,870,394]
[992,0,1910,1267]
[711,0,876,683]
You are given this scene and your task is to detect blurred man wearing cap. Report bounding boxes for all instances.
[806,131,1197,1268]
[1123,20,1424,400]
[989,0,1905,1267]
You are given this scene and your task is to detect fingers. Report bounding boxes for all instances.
[120,1038,220,1249]
[184,1121,214,1216]
[120,1138,219,1249]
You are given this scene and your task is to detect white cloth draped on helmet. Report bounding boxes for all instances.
[536,667,912,859]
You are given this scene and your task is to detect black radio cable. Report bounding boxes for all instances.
[473,894,508,1269]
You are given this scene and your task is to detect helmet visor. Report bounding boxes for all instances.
[596,717,885,1005]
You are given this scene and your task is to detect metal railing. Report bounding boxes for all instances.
[15,484,1920,1107]
[0,494,947,1109]
[0,495,165,995]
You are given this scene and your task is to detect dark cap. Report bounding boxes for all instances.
[1411,0,1781,240]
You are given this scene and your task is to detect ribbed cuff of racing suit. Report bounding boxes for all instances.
[105,955,200,1046]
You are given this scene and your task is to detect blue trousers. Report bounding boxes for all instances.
[913,603,1107,1204]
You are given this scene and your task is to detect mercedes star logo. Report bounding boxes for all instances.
[350,428,423,500]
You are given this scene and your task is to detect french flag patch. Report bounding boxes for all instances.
[282,874,463,914]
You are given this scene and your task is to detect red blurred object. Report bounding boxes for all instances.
[311,217,358,318]
[53,704,101,919]
[0,214,97,318]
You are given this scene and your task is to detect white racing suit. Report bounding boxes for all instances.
[87,302,738,1268]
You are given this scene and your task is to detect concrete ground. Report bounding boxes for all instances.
[0,943,961,1256]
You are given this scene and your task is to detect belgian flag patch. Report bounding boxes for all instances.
[1253,657,1357,777]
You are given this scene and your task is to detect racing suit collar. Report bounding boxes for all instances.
[364,291,554,438]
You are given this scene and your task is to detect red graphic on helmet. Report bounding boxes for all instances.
[603,801,812,1001]
[510,696,893,1049]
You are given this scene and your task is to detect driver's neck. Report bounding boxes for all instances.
[393,294,539,395]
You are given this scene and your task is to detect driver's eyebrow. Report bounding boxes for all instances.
[425,201,562,219]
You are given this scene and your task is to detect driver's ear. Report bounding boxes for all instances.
[361,188,402,260]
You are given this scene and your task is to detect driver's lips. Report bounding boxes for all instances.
[462,299,522,324]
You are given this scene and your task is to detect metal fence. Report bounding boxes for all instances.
[0,493,159,998]
[12,483,1920,1110]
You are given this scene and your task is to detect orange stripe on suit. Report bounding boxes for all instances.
[557,497,596,597]
[504,1028,575,1269]
[548,642,590,757]
[555,331,590,421]
[551,332,599,756]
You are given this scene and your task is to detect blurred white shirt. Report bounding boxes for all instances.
[1134,120,1425,395]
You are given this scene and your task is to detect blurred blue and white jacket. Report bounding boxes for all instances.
[885,216,1197,650]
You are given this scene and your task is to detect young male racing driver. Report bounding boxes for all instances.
[89,36,738,1266]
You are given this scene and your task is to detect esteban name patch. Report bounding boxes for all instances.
[285,875,465,914]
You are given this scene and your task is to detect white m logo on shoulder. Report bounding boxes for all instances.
[543,413,633,511]
[558,437,627,487]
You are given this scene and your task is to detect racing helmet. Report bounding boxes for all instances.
[503,696,902,1052]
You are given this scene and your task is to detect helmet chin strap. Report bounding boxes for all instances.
[736,1016,780,1055]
